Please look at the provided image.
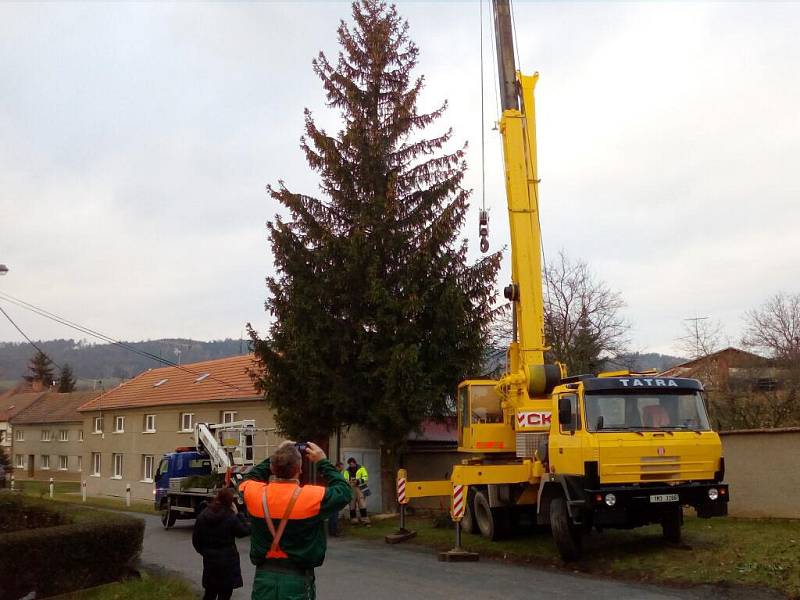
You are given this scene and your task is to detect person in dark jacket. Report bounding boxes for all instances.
[192,487,251,600]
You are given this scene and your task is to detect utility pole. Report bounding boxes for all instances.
[685,316,709,359]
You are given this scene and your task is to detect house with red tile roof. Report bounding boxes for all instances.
[77,354,286,501]
[9,391,101,481]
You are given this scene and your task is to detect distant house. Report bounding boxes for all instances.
[659,347,778,392]
[9,391,100,481]
[0,389,49,462]
[77,355,285,502]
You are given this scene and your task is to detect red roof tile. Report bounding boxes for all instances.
[10,391,101,424]
[0,391,47,422]
[78,355,262,412]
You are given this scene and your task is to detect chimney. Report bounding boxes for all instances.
[32,380,43,392]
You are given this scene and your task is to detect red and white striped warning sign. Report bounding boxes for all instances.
[451,484,465,520]
[397,476,408,505]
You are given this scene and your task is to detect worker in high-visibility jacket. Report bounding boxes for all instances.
[344,457,371,525]
[238,441,351,600]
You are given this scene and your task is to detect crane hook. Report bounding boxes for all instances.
[478,209,489,253]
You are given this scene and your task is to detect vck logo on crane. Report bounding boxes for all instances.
[516,411,552,430]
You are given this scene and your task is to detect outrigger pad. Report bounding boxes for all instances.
[438,549,479,562]
[385,530,417,544]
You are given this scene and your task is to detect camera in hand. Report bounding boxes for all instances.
[295,442,309,453]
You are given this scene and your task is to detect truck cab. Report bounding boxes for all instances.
[537,375,728,558]
[153,450,212,511]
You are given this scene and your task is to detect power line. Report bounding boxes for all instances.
[0,304,62,371]
[0,291,245,392]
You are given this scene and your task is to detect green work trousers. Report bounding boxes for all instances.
[252,569,315,600]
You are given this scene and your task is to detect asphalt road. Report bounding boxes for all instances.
[136,514,752,600]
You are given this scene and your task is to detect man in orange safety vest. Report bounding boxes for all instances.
[238,441,351,600]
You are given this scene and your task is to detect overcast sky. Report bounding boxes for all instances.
[1,1,799,357]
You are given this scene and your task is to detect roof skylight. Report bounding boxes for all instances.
[153,378,168,387]
[195,373,210,383]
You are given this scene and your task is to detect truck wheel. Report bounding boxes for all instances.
[550,496,582,561]
[473,490,496,540]
[460,489,478,534]
[662,507,682,543]
[161,502,176,529]
[473,490,507,540]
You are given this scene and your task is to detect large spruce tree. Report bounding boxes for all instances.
[250,0,500,446]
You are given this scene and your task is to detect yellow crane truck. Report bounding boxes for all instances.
[393,0,729,561]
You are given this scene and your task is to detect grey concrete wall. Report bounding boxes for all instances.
[10,421,84,482]
[720,429,800,519]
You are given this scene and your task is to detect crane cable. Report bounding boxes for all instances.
[478,0,490,253]
[480,0,486,214]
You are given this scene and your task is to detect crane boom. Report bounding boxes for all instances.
[493,0,518,112]
[492,0,557,402]
[194,420,262,474]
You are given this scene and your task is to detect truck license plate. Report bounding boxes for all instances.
[649,494,679,503]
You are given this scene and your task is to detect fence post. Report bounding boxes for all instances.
[82,480,87,502]
[49,477,54,498]
[126,483,131,507]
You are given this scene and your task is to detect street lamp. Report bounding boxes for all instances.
[0,264,8,276]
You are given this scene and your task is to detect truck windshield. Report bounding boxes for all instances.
[584,392,711,432]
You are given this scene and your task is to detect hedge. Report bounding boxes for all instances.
[0,494,144,600]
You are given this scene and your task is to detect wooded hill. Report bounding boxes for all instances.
[0,338,246,386]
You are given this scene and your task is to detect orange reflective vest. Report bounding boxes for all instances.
[240,480,325,559]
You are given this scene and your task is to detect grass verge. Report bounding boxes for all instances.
[14,480,158,515]
[348,514,800,598]
[54,571,195,600]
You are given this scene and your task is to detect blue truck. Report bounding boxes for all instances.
[154,421,263,529]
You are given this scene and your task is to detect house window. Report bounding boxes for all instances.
[41,455,51,470]
[14,429,23,442]
[112,454,123,479]
[93,417,103,434]
[180,413,194,432]
[142,455,154,482]
[0,431,4,444]
[77,456,83,472]
[221,411,236,424]
[15,455,25,468]
[41,430,52,442]
[114,416,125,433]
[59,455,68,470]
[756,377,778,391]
[59,430,69,442]
[79,430,84,442]
[92,453,101,476]
[144,414,156,433]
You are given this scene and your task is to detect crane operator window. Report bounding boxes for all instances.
[471,385,504,424]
